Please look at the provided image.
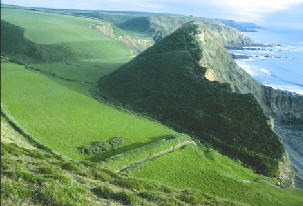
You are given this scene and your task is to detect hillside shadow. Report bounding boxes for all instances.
[86,134,173,162]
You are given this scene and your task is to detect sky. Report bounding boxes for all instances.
[2,0,303,29]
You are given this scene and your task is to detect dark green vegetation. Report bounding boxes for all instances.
[1,20,76,63]
[2,5,303,206]
[78,137,125,154]
[99,23,284,177]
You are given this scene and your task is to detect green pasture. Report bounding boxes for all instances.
[131,145,303,206]
[1,6,133,83]
[1,62,174,160]
[103,134,192,171]
[32,61,130,83]
[2,7,109,44]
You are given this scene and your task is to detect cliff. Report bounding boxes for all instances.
[262,87,303,122]
[118,16,253,47]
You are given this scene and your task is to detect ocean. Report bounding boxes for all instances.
[230,27,303,188]
[229,28,303,95]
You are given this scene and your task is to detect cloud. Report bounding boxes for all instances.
[2,0,303,22]
[220,0,303,20]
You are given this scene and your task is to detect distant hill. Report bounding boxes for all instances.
[212,19,262,32]
[17,6,254,46]
[29,6,261,32]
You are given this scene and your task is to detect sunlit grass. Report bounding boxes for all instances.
[1,62,174,160]
[131,145,303,206]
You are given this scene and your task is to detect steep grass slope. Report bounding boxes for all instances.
[99,23,285,178]
[1,62,175,160]
[129,145,303,206]
[2,105,303,206]
[2,135,244,206]
[1,115,36,150]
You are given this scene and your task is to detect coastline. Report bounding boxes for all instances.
[275,121,303,188]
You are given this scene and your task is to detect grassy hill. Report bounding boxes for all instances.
[41,8,254,47]
[99,23,285,178]
[2,124,246,206]
[1,62,175,160]
[1,5,303,206]
[130,145,303,206]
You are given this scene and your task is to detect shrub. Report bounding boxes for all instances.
[109,136,125,149]
[78,137,125,155]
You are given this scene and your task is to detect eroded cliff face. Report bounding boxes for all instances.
[181,24,301,186]
[196,35,303,123]
[277,151,295,187]
[275,122,303,188]
[262,86,303,122]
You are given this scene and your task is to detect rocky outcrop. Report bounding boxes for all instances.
[262,86,303,122]
[118,16,253,49]
[196,30,303,123]
[275,122,303,188]
[88,21,153,54]
[277,151,295,187]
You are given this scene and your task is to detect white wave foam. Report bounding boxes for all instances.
[260,68,271,75]
[236,61,257,76]
[264,84,303,96]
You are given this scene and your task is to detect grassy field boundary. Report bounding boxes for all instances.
[1,61,176,160]
[119,139,196,173]
[0,109,53,153]
[6,57,95,85]
[103,135,196,172]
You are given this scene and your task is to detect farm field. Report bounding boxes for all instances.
[1,62,175,160]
